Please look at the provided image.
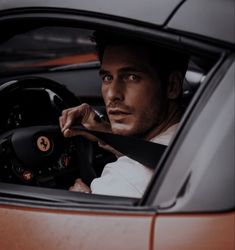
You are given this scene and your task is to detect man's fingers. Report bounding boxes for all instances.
[63,129,98,141]
[59,109,67,130]
[69,178,91,193]
[60,103,111,139]
[60,108,72,130]
[60,107,80,133]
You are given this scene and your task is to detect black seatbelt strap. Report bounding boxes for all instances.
[72,125,167,169]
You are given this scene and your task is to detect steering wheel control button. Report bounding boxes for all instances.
[22,170,33,182]
[36,135,52,153]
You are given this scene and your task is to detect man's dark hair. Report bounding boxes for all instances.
[92,30,189,85]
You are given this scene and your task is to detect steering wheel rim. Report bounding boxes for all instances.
[0,76,97,188]
[0,76,80,108]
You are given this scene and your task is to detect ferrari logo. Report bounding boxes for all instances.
[36,136,51,152]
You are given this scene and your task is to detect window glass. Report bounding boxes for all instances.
[0,27,98,75]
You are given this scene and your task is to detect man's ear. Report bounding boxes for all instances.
[167,71,183,99]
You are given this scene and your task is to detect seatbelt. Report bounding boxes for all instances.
[72,125,167,169]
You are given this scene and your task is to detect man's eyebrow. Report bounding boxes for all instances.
[99,69,109,75]
[118,67,145,73]
[99,66,146,76]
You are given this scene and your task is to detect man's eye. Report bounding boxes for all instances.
[102,75,113,82]
[127,74,140,82]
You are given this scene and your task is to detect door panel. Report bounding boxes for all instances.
[0,205,154,250]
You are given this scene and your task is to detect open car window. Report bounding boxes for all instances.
[0,23,227,209]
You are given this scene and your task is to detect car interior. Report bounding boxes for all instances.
[0,21,220,197]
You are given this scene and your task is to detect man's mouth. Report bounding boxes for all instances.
[108,109,131,116]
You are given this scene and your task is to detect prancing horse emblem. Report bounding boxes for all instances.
[36,136,51,152]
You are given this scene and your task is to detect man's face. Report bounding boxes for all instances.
[100,45,167,136]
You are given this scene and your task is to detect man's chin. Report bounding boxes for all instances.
[111,122,154,138]
[111,124,137,136]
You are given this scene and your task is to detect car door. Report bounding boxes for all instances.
[148,56,235,249]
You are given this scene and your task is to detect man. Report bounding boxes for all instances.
[59,31,189,198]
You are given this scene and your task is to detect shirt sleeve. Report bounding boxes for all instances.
[90,157,153,198]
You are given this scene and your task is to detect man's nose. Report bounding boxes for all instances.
[106,80,124,101]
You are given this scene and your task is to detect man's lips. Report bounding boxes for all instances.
[108,109,131,116]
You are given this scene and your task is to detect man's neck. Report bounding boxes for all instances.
[145,104,182,140]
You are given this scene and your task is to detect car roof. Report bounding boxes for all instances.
[0,0,183,26]
[167,0,235,44]
[0,0,234,45]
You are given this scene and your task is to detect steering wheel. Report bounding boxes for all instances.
[0,76,97,188]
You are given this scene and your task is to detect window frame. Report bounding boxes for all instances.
[143,54,235,212]
[0,9,231,213]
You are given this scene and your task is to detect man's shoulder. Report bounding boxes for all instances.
[151,123,179,146]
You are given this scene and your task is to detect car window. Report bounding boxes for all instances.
[0,24,224,205]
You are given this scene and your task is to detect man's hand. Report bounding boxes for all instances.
[59,103,111,140]
[69,178,91,193]
[60,103,121,158]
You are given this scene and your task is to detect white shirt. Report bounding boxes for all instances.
[90,124,179,198]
